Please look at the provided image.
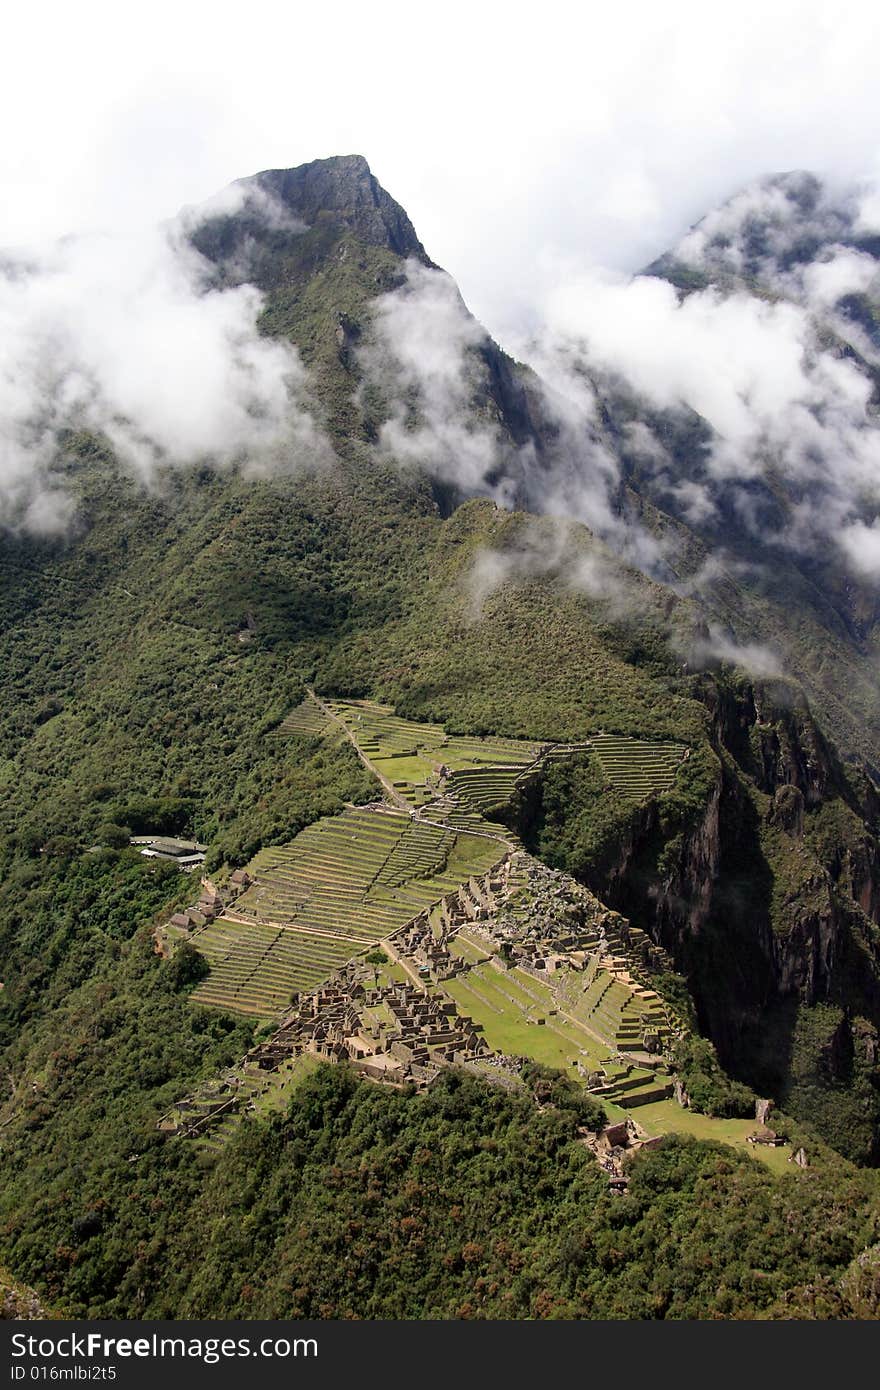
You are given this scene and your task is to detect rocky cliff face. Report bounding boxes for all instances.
[668,681,880,1001]
[253,155,430,260]
[191,153,430,276]
[530,671,880,1156]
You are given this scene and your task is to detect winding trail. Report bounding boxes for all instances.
[306,687,516,851]
[307,686,413,812]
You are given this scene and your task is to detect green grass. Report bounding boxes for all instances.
[190,919,338,1016]
[246,1052,324,1118]
[443,830,507,878]
[450,935,491,965]
[634,1098,796,1172]
[556,967,670,1051]
[314,698,688,814]
[326,698,544,811]
[443,963,610,1072]
[192,805,505,1017]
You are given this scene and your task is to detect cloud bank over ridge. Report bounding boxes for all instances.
[0,196,328,534]
[508,173,880,578]
[352,172,880,680]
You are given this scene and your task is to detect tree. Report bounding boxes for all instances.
[364,947,389,985]
[95,823,131,850]
[167,942,210,990]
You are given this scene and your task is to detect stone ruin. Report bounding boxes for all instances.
[258,968,492,1086]
[160,840,689,1147]
[159,961,500,1141]
[159,875,250,948]
[486,853,676,980]
[579,1117,666,1190]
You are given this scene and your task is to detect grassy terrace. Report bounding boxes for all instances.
[198,701,688,1023]
[326,699,543,807]
[557,968,670,1052]
[443,959,611,1073]
[190,920,356,1016]
[591,734,687,799]
[267,698,334,740]
[193,806,505,1017]
[445,765,531,814]
[177,1053,325,1154]
[439,955,675,1110]
[634,1099,796,1173]
[324,699,688,808]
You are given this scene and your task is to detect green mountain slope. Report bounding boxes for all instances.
[611,172,880,773]
[2,156,880,1318]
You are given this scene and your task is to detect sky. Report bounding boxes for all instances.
[5,0,880,342]
[3,0,880,612]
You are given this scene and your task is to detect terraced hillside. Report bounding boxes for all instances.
[374,821,457,887]
[193,704,689,1019]
[268,698,334,740]
[326,699,543,807]
[445,765,534,815]
[591,734,687,799]
[317,698,686,809]
[440,946,673,1107]
[596,1060,675,1109]
[191,806,505,1016]
[558,964,673,1054]
[444,955,612,1072]
[190,921,355,1016]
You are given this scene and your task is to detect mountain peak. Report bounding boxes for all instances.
[647,168,879,290]
[245,153,428,260]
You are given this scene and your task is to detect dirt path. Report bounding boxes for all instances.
[306,688,517,855]
[218,910,374,947]
[306,687,414,812]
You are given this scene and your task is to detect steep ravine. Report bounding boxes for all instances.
[525,676,880,1161]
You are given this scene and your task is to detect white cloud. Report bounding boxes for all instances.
[176,179,307,238]
[801,248,877,307]
[466,546,520,621]
[840,519,880,577]
[684,627,784,679]
[2,1,880,348]
[358,260,520,501]
[855,187,880,234]
[465,518,660,630]
[536,272,812,450]
[0,208,328,532]
[513,202,880,578]
[359,260,669,577]
[3,2,880,581]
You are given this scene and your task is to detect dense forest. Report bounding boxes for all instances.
[3,1009,879,1320]
[4,155,880,1320]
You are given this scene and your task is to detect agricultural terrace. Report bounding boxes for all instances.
[325,699,545,809]
[267,698,334,740]
[591,734,687,799]
[271,696,689,811]
[314,698,687,809]
[441,940,673,1109]
[554,964,672,1054]
[443,953,611,1073]
[191,806,504,1016]
[189,920,356,1016]
[193,698,689,1021]
[160,1053,323,1153]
